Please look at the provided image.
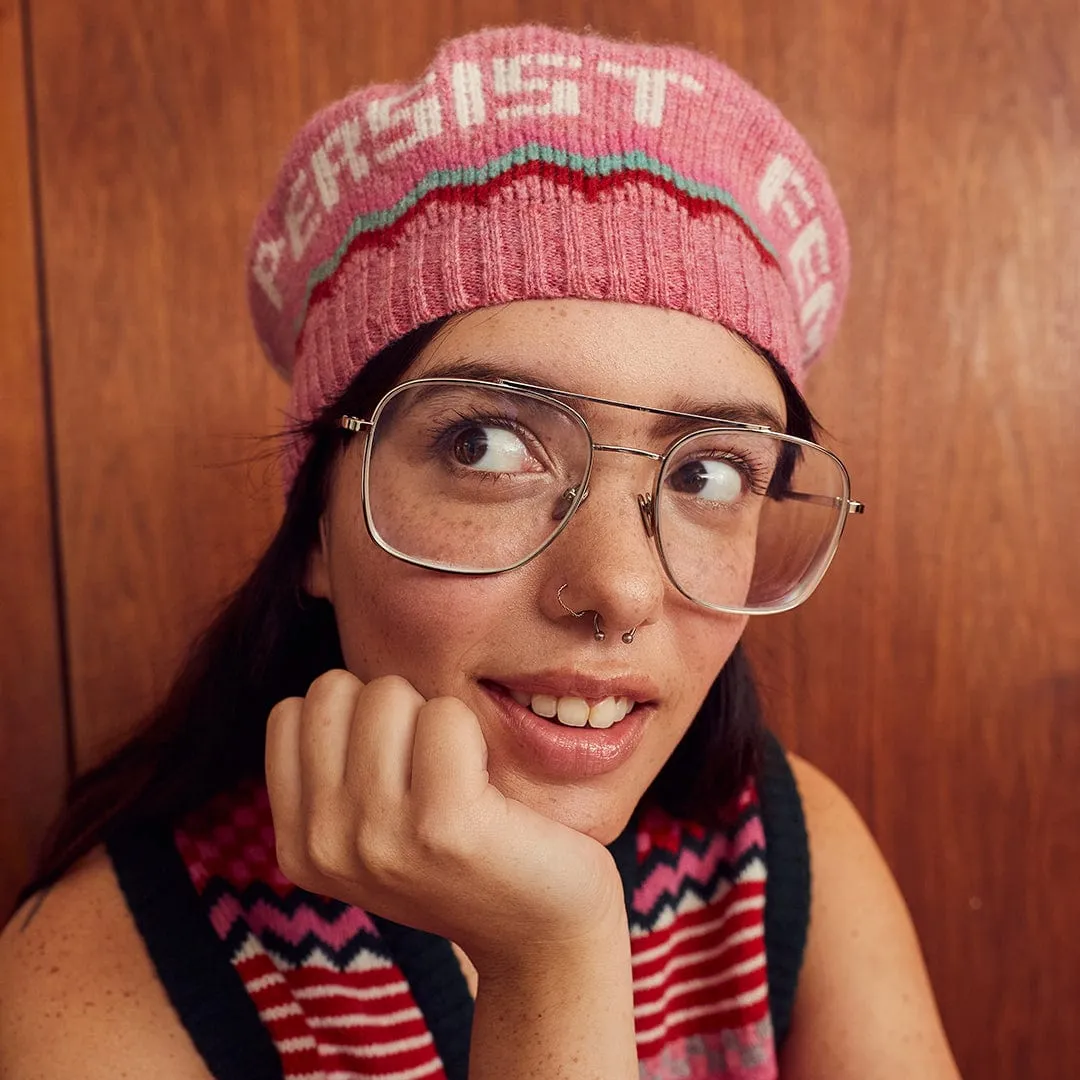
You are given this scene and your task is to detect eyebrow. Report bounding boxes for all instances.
[415,357,788,433]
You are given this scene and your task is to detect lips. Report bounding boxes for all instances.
[477,674,657,780]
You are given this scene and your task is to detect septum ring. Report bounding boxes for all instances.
[557,584,637,645]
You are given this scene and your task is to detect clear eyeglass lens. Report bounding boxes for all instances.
[365,382,592,572]
[655,428,848,611]
[363,382,848,612]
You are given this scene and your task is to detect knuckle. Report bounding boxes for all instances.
[422,694,465,716]
[307,668,359,700]
[352,818,393,876]
[267,695,301,727]
[274,839,307,886]
[410,803,469,860]
[303,819,343,877]
[370,674,425,708]
[409,812,447,854]
[420,696,475,732]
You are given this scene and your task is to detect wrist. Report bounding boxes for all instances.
[471,894,630,985]
[468,904,637,1080]
[464,859,626,980]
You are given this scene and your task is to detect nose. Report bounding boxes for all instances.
[545,463,666,635]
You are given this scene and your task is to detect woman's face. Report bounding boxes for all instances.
[306,299,786,844]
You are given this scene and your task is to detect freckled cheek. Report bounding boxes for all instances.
[673,616,748,701]
[326,536,521,689]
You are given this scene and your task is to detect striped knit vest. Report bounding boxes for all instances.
[108,733,808,1080]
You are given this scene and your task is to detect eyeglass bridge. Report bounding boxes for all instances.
[556,483,657,539]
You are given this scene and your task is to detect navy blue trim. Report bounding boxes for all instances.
[759,731,811,1050]
[107,824,284,1080]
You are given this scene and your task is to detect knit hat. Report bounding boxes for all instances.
[248,25,849,484]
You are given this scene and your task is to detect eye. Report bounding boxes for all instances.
[451,423,536,473]
[667,458,745,503]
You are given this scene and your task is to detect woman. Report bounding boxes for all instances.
[0,24,960,1080]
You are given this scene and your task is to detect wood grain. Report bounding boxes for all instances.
[29,0,292,767]
[0,0,68,915]
[25,0,1080,1075]
[742,0,1080,1074]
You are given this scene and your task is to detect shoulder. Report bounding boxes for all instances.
[0,846,212,1079]
[786,753,868,860]
[786,754,930,944]
[779,754,961,1080]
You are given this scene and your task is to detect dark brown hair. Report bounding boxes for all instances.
[19,321,817,909]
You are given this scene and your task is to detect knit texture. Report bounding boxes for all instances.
[247,25,850,487]
[156,777,777,1080]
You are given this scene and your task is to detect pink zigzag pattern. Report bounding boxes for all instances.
[633,815,766,918]
[209,893,380,951]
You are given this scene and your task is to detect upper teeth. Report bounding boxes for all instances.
[509,690,634,728]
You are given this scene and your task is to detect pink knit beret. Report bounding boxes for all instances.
[248,25,849,484]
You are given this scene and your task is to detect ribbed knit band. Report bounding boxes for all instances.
[248,25,850,486]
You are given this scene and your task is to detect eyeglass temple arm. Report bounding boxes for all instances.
[782,489,865,514]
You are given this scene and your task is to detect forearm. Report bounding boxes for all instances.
[468,913,638,1080]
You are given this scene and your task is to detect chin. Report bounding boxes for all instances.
[506,776,638,847]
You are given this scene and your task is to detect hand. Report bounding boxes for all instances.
[265,670,626,971]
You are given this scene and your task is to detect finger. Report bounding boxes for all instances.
[344,674,425,799]
[265,696,304,865]
[409,696,489,813]
[298,669,363,799]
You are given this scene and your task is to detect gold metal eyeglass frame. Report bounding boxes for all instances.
[340,377,865,616]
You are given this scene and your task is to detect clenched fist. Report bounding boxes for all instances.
[265,670,627,974]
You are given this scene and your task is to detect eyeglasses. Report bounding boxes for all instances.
[340,378,864,615]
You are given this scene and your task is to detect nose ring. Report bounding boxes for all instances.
[557,584,637,645]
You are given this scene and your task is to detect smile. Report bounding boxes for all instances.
[477,676,655,780]
[507,689,635,729]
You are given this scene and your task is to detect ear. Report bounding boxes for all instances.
[303,513,333,601]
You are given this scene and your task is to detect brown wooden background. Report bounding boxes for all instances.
[2,0,1077,1075]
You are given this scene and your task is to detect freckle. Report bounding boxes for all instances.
[49,965,59,974]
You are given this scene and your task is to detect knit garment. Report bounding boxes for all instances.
[106,732,808,1080]
[175,782,775,1079]
[246,25,850,487]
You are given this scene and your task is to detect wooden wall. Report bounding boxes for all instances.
[2,1,1077,1076]
[0,0,68,917]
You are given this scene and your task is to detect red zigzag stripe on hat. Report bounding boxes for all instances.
[297,155,776,354]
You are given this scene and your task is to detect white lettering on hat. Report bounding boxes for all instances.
[595,62,704,127]
[254,51,842,362]
[758,154,816,230]
[758,153,836,355]
[801,282,836,353]
[252,237,287,311]
[492,54,583,119]
[368,72,444,165]
[451,60,486,128]
[285,172,322,260]
[788,217,831,305]
[311,118,371,210]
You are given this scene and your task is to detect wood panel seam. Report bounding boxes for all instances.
[19,0,75,786]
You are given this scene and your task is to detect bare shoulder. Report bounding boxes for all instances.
[780,755,962,1080]
[0,846,212,1079]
